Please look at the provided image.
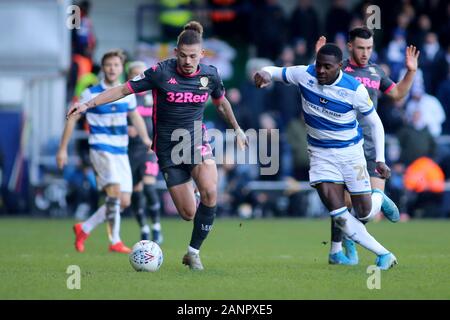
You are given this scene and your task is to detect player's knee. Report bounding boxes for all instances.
[199,187,217,206]
[120,196,131,209]
[179,207,196,221]
[353,202,371,219]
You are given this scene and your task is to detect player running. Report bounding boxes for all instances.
[66,21,248,270]
[57,50,152,254]
[126,61,163,244]
[315,27,420,265]
[255,44,398,270]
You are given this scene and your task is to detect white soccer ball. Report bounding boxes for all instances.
[129,240,163,272]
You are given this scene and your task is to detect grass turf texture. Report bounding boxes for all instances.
[0,217,449,299]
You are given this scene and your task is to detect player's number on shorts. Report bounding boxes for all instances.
[353,165,368,181]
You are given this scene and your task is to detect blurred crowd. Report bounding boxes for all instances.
[64,0,450,220]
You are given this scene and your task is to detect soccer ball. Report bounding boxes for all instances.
[129,240,163,272]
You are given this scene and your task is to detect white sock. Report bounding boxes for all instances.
[152,222,161,231]
[331,207,389,255]
[141,225,150,234]
[359,192,383,222]
[188,245,199,255]
[330,241,343,254]
[111,210,122,245]
[82,205,106,234]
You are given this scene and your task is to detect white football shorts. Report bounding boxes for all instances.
[308,140,372,194]
[89,149,132,193]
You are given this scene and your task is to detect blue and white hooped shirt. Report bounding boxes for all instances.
[80,80,137,154]
[281,65,374,149]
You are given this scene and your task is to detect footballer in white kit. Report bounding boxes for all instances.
[278,64,375,195]
[254,43,399,270]
[81,80,137,193]
[57,50,152,254]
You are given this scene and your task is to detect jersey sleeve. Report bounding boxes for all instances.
[210,66,225,103]
[282,65,309,85]
[354,84,375,116]
[376,65,395,93]
[126,63,162,93]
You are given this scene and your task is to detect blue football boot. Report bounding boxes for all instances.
[372,189,400,222]
[375,253,398,270]
[343,237,359,265]
[328,251,353,265]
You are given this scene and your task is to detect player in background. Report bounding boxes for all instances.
[126,61,163,244]
[315,27,420,265]
[66,21,248,270]
[255,44,399,270]
[57,50,152,254]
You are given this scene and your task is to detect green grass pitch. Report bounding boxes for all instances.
[0,217,449,299]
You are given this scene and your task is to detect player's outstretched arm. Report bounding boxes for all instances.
[214,97,248,150]
[254,66,287,88]
[364,111,391,179]
[56,114,81,169]
[66,84,132,119]
[386,45,420,100]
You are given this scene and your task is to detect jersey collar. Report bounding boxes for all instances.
[100,79,121,90]
[176,65,201,78]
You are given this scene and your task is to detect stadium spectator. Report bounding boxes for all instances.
[419,32,448,95]
[293,38,312,66]
[289,0,320,54]
[404,156,445,218]
[249,0,287,61]
[325,0,351,43]
[158,0,195,41]
[239,58,272,129]
[286,112,309,181]
[411,14,432,50]
[405,78,446,138]
[397,109,436,166]
[385,29,407,82]
[72,0,96,59]
[436,63,450,134]
[270,46,302,128]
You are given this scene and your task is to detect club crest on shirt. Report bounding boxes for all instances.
[369,66,378,76]
[337,89,348,98]
[199,76,209,90]
[132,73,145,82]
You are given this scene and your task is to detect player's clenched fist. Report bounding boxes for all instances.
[66,102,89,119]
[254,71,272,88]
